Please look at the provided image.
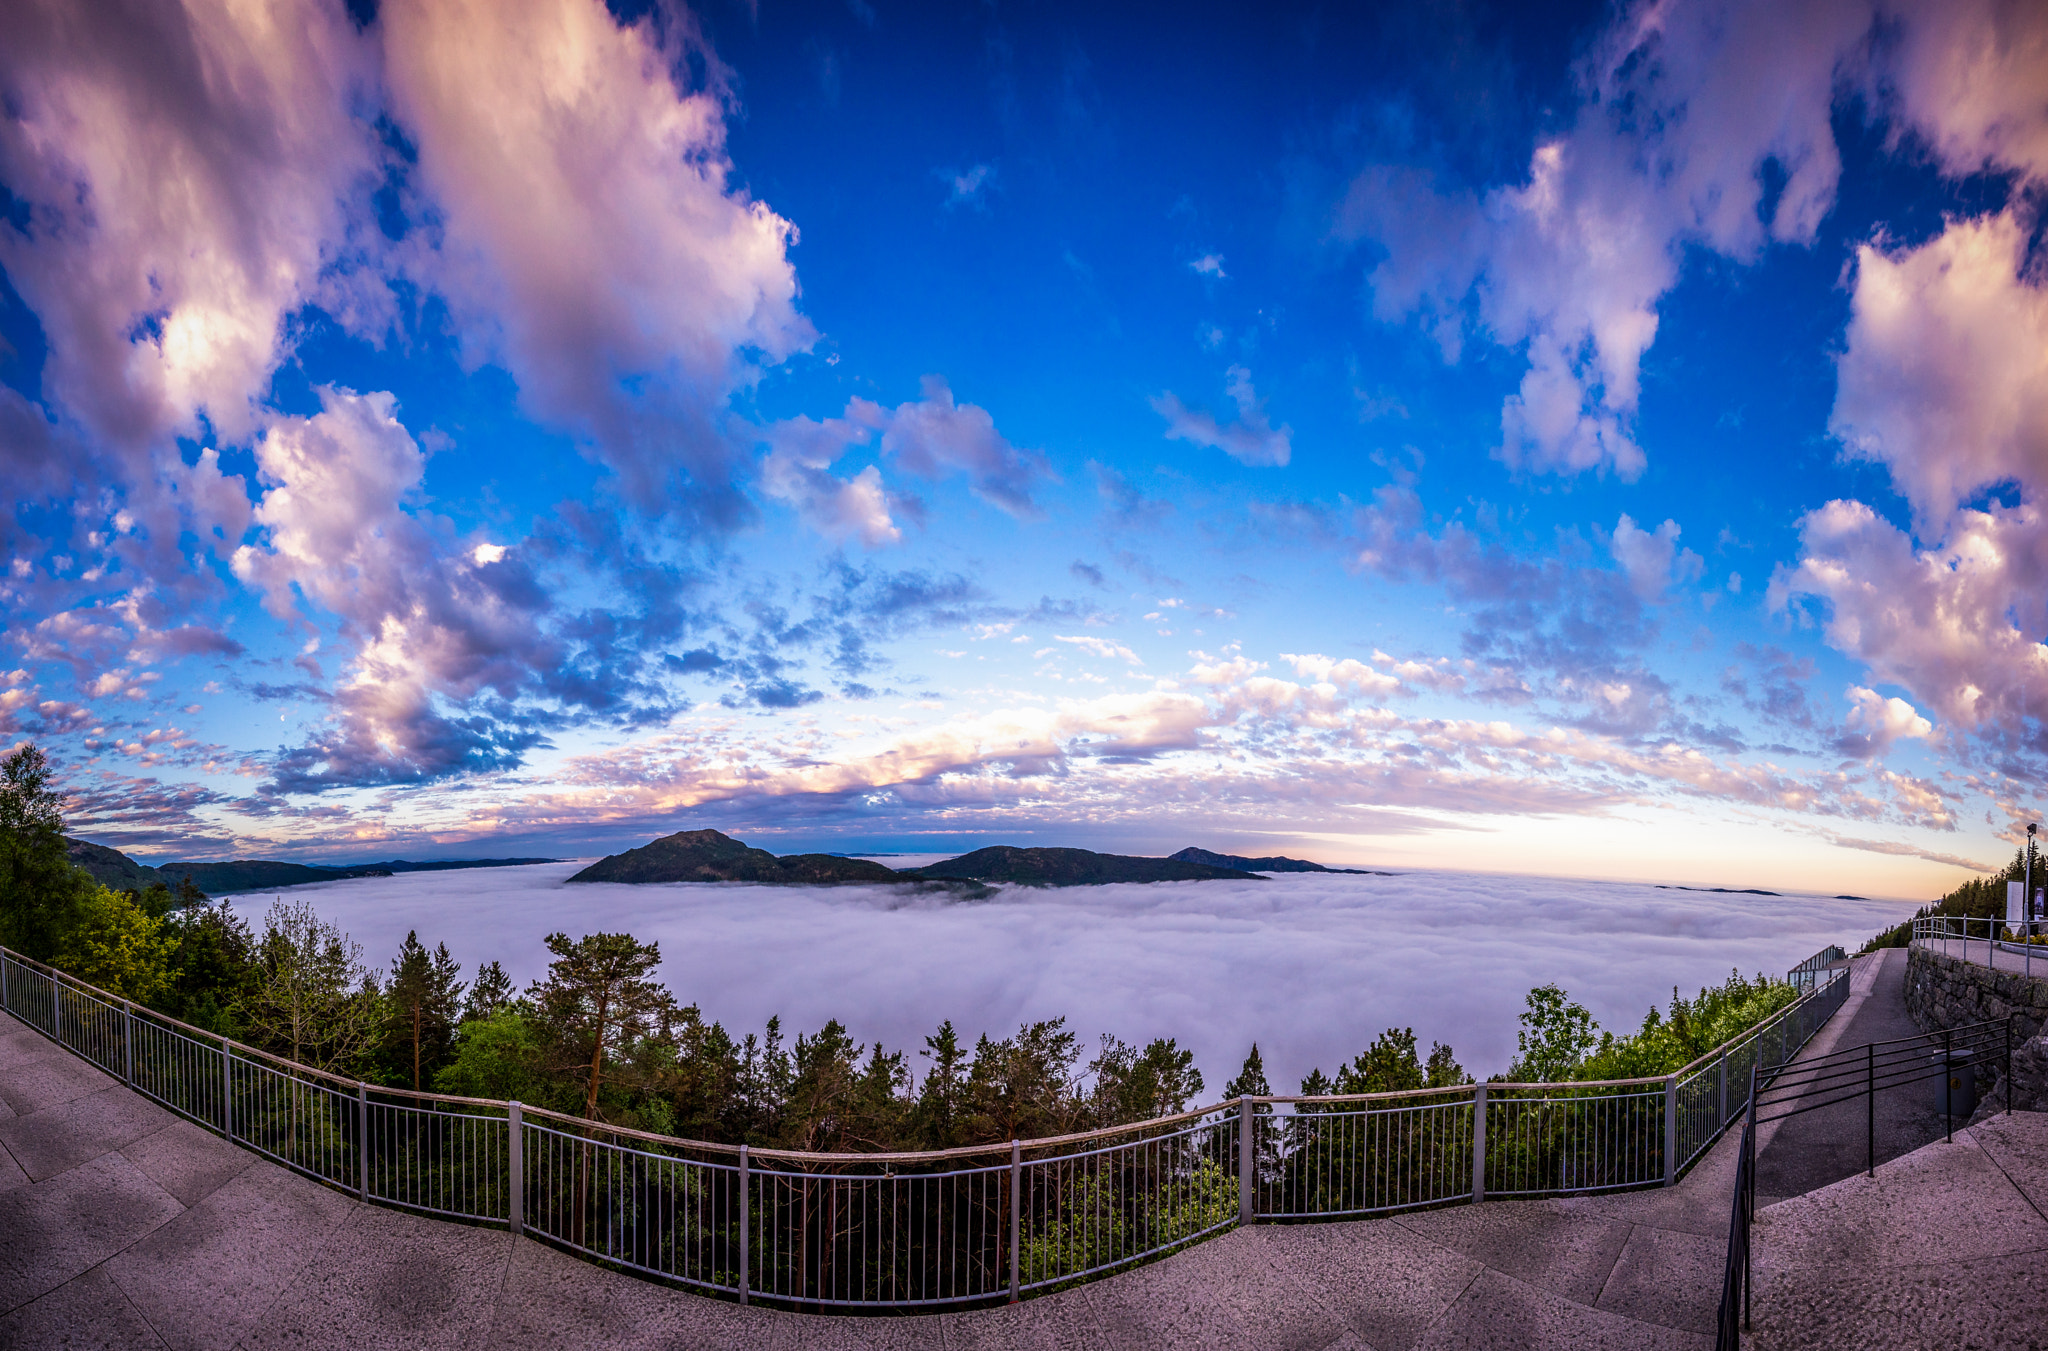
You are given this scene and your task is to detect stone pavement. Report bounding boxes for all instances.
[4,962,2043,1351]
[1746,1108,2048,1350]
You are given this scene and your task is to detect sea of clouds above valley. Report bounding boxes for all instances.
[230,864,1916,1094]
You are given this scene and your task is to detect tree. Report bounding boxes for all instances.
[1225,1043,1279,1177]
[530,931,673,1121]
[0,742,92,960]
[912,1020,969,1148]
[1086,1035,1204,1126]
[159,897,260,1033]
[964,1018,1082,1143]
[385,931,465,1091]
[1510,984,1600,1083]
[240,897,384,1073]
[436,1004,551,1103]
[465,960,512,1022]
[51,885,172,1002]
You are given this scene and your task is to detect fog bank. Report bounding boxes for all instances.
[230,864,1913,1090]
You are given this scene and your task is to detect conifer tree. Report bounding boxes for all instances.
[531,931,672,1121]
[386,931,466,1091]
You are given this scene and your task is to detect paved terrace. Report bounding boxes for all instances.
[2,952,2043,1350]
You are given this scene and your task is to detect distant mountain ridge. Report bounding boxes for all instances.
[153,856,558,894]
[1168,846,1391,876]
[65,838,189,894]
[568,830,904,884]
[906,846,1261,886]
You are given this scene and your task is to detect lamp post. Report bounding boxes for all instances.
[2031,824,2039,941]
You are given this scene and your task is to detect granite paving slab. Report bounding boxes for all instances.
[1590,1224,1721,1335]
[1079,1229,1347,1351]
[107,1159,357,1351]
[0,1035,115,1116]
[0,1149,184,1313]
[1245,1216,1483,1351]
[119,1116,255,1208]
[1391,1200,1632,1307]
[486,1235,813,1351]
[238,1198,516,1351]
[0,1082,175,1181]
[940,1286,1113,1351]
[0,1263,169,1351]
[1411,1268,1710,1351]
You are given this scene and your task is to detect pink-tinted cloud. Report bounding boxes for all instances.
[380,0,811,517]
[1153,366,1293,468]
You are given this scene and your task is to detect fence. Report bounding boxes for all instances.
[1712,1015,2011,1350]
[1786,944,1846,993]
[1912,914,2046,981]
[0,943,1846,1311]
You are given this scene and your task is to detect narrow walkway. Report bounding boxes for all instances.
[0,1009,1738,1350]
[1753,947,1951,1200]
[1917,934,2048,983]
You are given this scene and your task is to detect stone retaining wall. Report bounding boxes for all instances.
[1907,943,2048,1115]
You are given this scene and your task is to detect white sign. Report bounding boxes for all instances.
[2010,880,2026,929]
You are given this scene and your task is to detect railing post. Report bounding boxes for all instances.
[1944,1027,1954,1142]
[358,1083,370,1201]
[2007,1017,2014,1117]
[506,1101,522,1233]
[737,1144,750,1305]
[2,949,10,1013]
[1718,1048,1728,1129]
[1237,1096,1254,1226]
[122,1001,133,1084]
[221,1039,233,1140]
[1866,1042,1875,1176]
[52,973,61,1044]
[1663,1074,1679,1185]
[1471,1084,1487,1203]
[1009,1140,1022,1302]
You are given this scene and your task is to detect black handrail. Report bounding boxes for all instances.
[1714,1015,2011,1348]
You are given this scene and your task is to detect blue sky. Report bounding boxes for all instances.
[3,0,2046,897]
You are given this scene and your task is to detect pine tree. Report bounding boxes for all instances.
[465,960,512,1022]
[530,931,673,1121]
[386,931,466,1091]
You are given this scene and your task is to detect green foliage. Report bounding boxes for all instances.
[240,896,384,1073]
[1507,984,1600,1082]
[963,1017,1083,1142]
[1576,970,1801,1080]
[530,930,673,1121]
[1862,847,2031,951]
[0,743,94,961]
[1086,1035,1204,1125]
[157,896,260,1033]
[51,885,172,1003]
[1021,1155,1237,1287]
[465,960,512,1021]
[435,1004,554,1104]
[383,931,465,1091]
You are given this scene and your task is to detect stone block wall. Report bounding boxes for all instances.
[1907,943,2048,1116]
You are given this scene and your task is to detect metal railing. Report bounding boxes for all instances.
[1712,1014,2011,1350]
[1912,914,2047,981]
[0,943,1847,1311]
[1787,944,1846,993]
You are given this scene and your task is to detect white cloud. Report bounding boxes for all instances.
[1879,0,2048,185]
[229,389,559,788]
[1189,254,1226,278]
[1610,514,1704,600]
[758,412,904,546]
[1772,498,2048,735]
[0,0,379,451]
[1831,209,2048,537]
[1840,686,1934,758]
[380,0,812,514]
[1152,365,1292,468]
[1054,635,1144,665]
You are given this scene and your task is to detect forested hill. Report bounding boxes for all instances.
[65,838,182,893]
[152,857,558,894]
[907,846,1261,886]
[1168,846,1389,876]
[568,829,903,884]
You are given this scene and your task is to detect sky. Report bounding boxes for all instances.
[4,0,2048,898]
[223,864,1911,1085]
